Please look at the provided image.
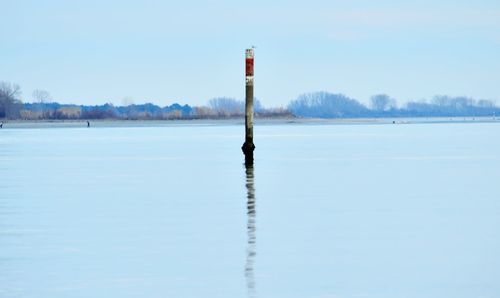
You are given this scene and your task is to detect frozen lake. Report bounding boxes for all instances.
[1,120,499,298]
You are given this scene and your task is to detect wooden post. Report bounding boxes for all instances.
[242,48,255,165]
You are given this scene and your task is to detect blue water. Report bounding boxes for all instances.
[1,121,499,298]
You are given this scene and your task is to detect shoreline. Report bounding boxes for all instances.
[0,116,498,129]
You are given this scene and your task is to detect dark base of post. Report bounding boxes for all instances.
[242,141,255,166]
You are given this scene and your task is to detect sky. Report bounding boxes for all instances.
[1,0,499,107]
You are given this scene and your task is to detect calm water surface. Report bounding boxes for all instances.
[1,121,499,298]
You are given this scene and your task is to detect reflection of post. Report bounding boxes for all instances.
[242,48,255,166]
[245,165,256,297]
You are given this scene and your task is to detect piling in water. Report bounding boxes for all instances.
[242,48,255,166]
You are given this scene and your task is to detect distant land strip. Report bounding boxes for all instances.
[1,82,499,120]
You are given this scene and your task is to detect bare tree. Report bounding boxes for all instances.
[288,92,369,118]
[32,89,52,103]
[0,82,21,99]
[0,82,22,118]
[32,89,53,119]
[370,94,396,112]
[208,97,244,116]
[477,99,495,108]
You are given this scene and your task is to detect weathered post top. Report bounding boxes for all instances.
[242,48,255,166]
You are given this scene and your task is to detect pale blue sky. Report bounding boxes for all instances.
[1,0,499,107]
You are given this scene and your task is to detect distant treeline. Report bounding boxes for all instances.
[17,98,291,120]
[289,92,500,118]
[1,81,499,120]
[0,82,292,120]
